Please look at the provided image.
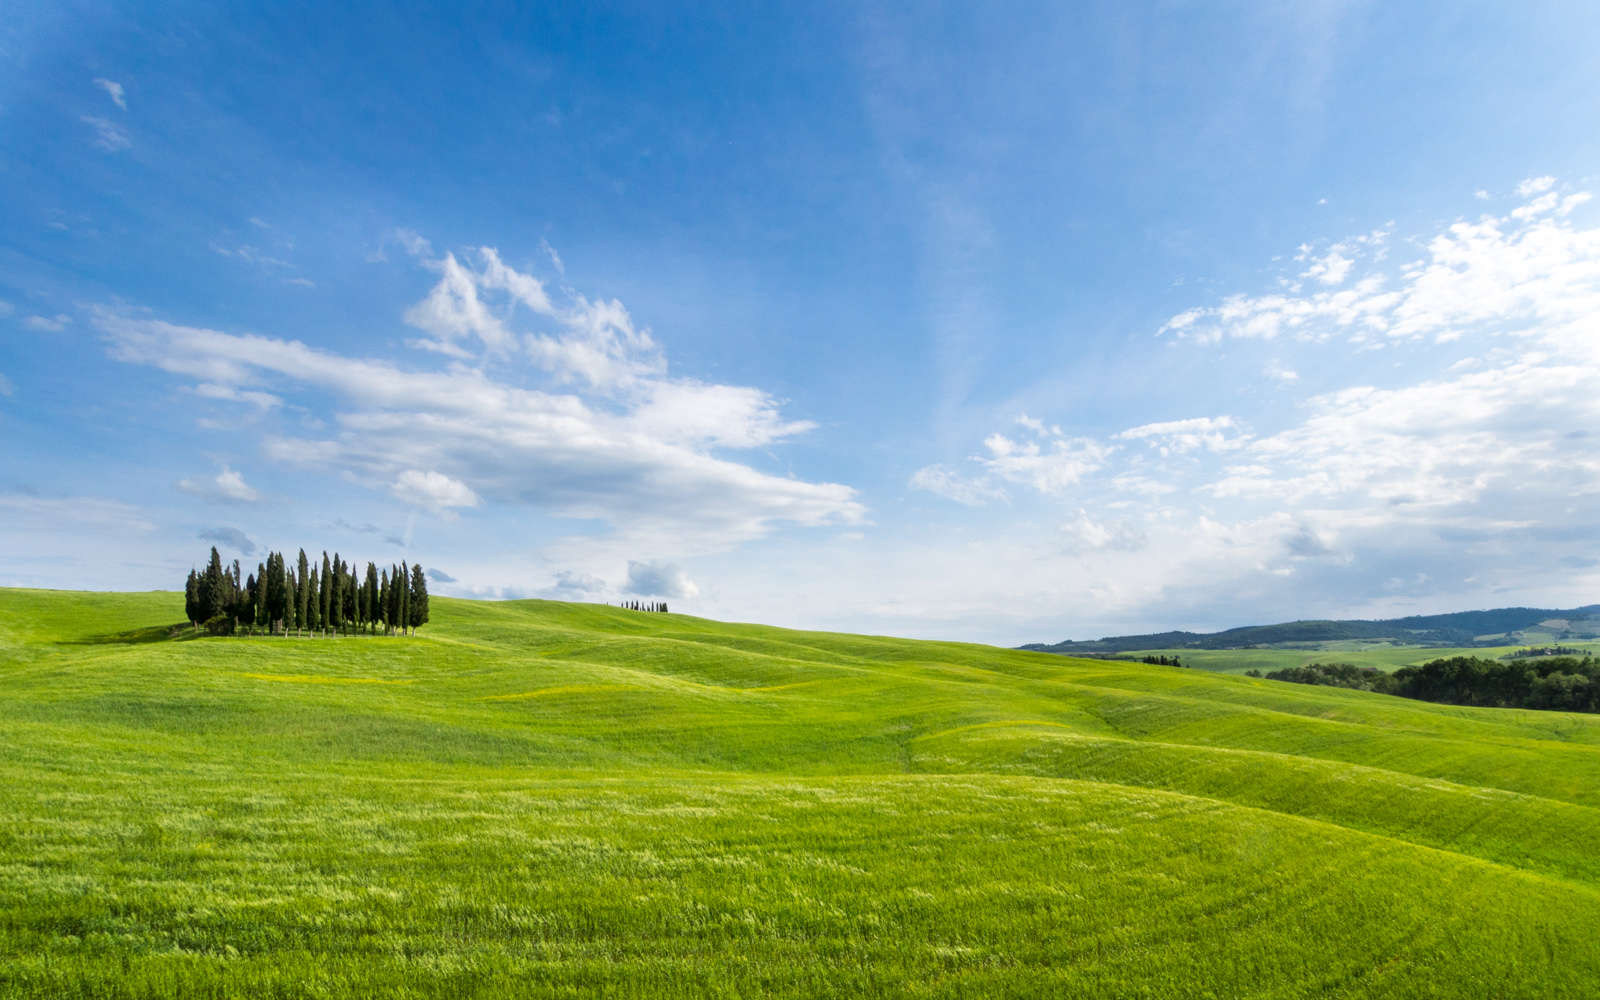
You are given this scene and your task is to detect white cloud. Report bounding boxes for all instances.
[98,246,863,552]
[913,421,1109,505]
[1301,248,1353,285]
[1516,176,1556,198]
[24,315,70,332]
[193,383,281,409]
[1116,416,1246,455]
[177,465,261,503]
[390,470,480,516]
[80,115,129,151]
[1264,361,1299,381]
[1164,191,1600,346]
[1059,509,1147,554]
[93,78,126,109]
[623,559,699,599]
[978,430,1110,493]
[900,180,1600,634]
[909,464,1008,506]
[550,569,605,593]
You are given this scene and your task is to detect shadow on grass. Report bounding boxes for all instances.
[74,623,199,646]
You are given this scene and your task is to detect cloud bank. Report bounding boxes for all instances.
[102,244,864,561]
[908,180,1600,627]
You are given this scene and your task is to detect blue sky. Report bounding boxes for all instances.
[4,1,1600,644]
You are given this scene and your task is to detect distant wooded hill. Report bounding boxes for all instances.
[1021,605,1600,654]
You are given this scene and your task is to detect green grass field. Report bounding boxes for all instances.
[3,588,1599,997]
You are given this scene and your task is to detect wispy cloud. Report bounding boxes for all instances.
[23,314,71,332]
[93,78,126,110]
[176,465,261,503]
[198,526,256,555]
[80,115,129,151]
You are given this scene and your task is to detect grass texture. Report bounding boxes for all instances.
[2,588,1599,997]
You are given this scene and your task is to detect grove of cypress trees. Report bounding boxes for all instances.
[182,546,436,639]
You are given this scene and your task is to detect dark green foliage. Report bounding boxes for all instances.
[201,614,233,636]
[296,549,310,635]
[397,561,410,636]
[319,553,332,633]
[183,570,200,627]
[1266,662,1397,693]
[1142,654,1183,667]
[409,563,428,631]
[1265,655,1600,713]
[200,547,226,621]
[182,548,443,638]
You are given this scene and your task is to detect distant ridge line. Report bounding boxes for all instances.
[1019,604,1600,654]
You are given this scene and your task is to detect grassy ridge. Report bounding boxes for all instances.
[2,588,1599,997]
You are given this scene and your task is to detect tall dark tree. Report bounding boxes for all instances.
[409,563,429,634]
[202,547,227,621]
[254,563,269,634]
[398,561,411,636]
[185,569,200,629]
[364,563,379,635]
[320,553,333,635]
[306,565,321,634]
[296,549,311,636]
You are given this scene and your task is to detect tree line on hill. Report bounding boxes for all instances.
[184,546,429,637]
[1249,655,1600,713]
[616,601,668,613]
[1023,604,1600,654]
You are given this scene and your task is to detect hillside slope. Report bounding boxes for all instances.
[2,588,1599,997]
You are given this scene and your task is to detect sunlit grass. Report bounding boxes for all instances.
[2,587,1598,997]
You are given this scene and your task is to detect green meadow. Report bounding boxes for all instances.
[3,588,1600,998]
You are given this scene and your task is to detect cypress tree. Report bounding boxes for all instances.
[409,562,429,633]
[296,550,310,636]
[202,547,226,621]
[365,563,380,635]
[254,563,268,634]
[398,562,411,637]
[379,568,391,635]
[307,565,321,634]
[320,553,333,636]
[343,559,356,634]
[185,570,200,629]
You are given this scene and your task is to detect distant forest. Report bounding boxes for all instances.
[1022,604,1600,654]
[1255,655,1600,714]
[184,546,428,637]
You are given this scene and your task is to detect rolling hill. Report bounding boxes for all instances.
[1021,603,1600,653]
[3,587,1600,997]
